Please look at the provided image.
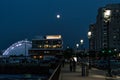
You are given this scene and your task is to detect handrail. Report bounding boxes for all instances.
[48,64,61,80]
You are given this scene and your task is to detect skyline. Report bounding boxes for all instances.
[1,0,120,50]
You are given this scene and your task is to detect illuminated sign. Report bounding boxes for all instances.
[46,35,62,39]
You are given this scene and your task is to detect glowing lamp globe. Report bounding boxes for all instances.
[57,14,60,19]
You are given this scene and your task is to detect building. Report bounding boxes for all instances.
[29,35,63,59]
[94,4,120,52]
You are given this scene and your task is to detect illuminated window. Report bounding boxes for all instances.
[44,45,49,48]
[104,32,107,35]
[56,44,62,48]
[45,41,48,43]
[46,35,62,39]
[113,36,117,39]
[46,51,49,53]
[53,45,57,48]
[33,56,37,59]
[39,45,42,48]
[39,55,43,59]
[116,10,119,12]
[49,45,52,48]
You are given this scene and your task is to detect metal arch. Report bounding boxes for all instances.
[3,40,32,56]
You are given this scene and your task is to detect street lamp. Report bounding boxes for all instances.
[103,9,112,77]
[57,14,60,19]
[80,39,84,50]
[80,39,84,57]
[76,44,79,48]
[76,43,79,56]
[80,39,87,76]
[88,31,92,50]
[88,31,92,39]
[80,39,84,44]
[88,31,92,69]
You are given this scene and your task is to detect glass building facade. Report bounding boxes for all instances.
[29,35,63,59]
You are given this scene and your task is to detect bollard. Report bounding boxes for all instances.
[81,63,85,76]
[81,63,89,77]
[86,65,89,76]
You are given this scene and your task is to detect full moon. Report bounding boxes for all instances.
[57,14,60,19]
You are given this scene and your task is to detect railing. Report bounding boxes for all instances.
[48,64,61,80]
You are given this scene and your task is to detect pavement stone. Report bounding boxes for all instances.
[59,63,120,80]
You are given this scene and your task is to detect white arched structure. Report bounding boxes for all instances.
[3,40,32,56]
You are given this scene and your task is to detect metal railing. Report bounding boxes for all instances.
[48,64,61,80]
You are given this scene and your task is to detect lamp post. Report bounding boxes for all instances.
[103,9,112,77]
[88,31,92,69]
[88,31,92,50]
[80,39,84,57]
[76,43,79,57]
[80,39,87,76]
[80,39,84,50]
[88,31,92,38]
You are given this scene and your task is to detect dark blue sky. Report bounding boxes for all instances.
[0,0,120,50]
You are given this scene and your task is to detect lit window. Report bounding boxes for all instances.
[44,45,49,48]
[46,51,49,53]
[53,45,57,48]
[39,45,42,48]
[116,10,119,12]
[33,56,37,59]
[104,32,107,35]
[39,56,43,59]
[49,45,52,48]
[113,36,117,39]
[45,41,48,43]
[46,35,62,39]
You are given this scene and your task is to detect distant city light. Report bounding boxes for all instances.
[57,14,60,19]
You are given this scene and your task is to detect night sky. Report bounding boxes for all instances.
[0,0,120,50]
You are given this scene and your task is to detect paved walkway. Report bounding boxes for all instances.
[59,63,120,80]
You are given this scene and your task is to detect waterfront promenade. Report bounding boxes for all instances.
[59,63,120,80]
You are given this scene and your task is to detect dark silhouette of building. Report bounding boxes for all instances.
[89,4,120,53]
